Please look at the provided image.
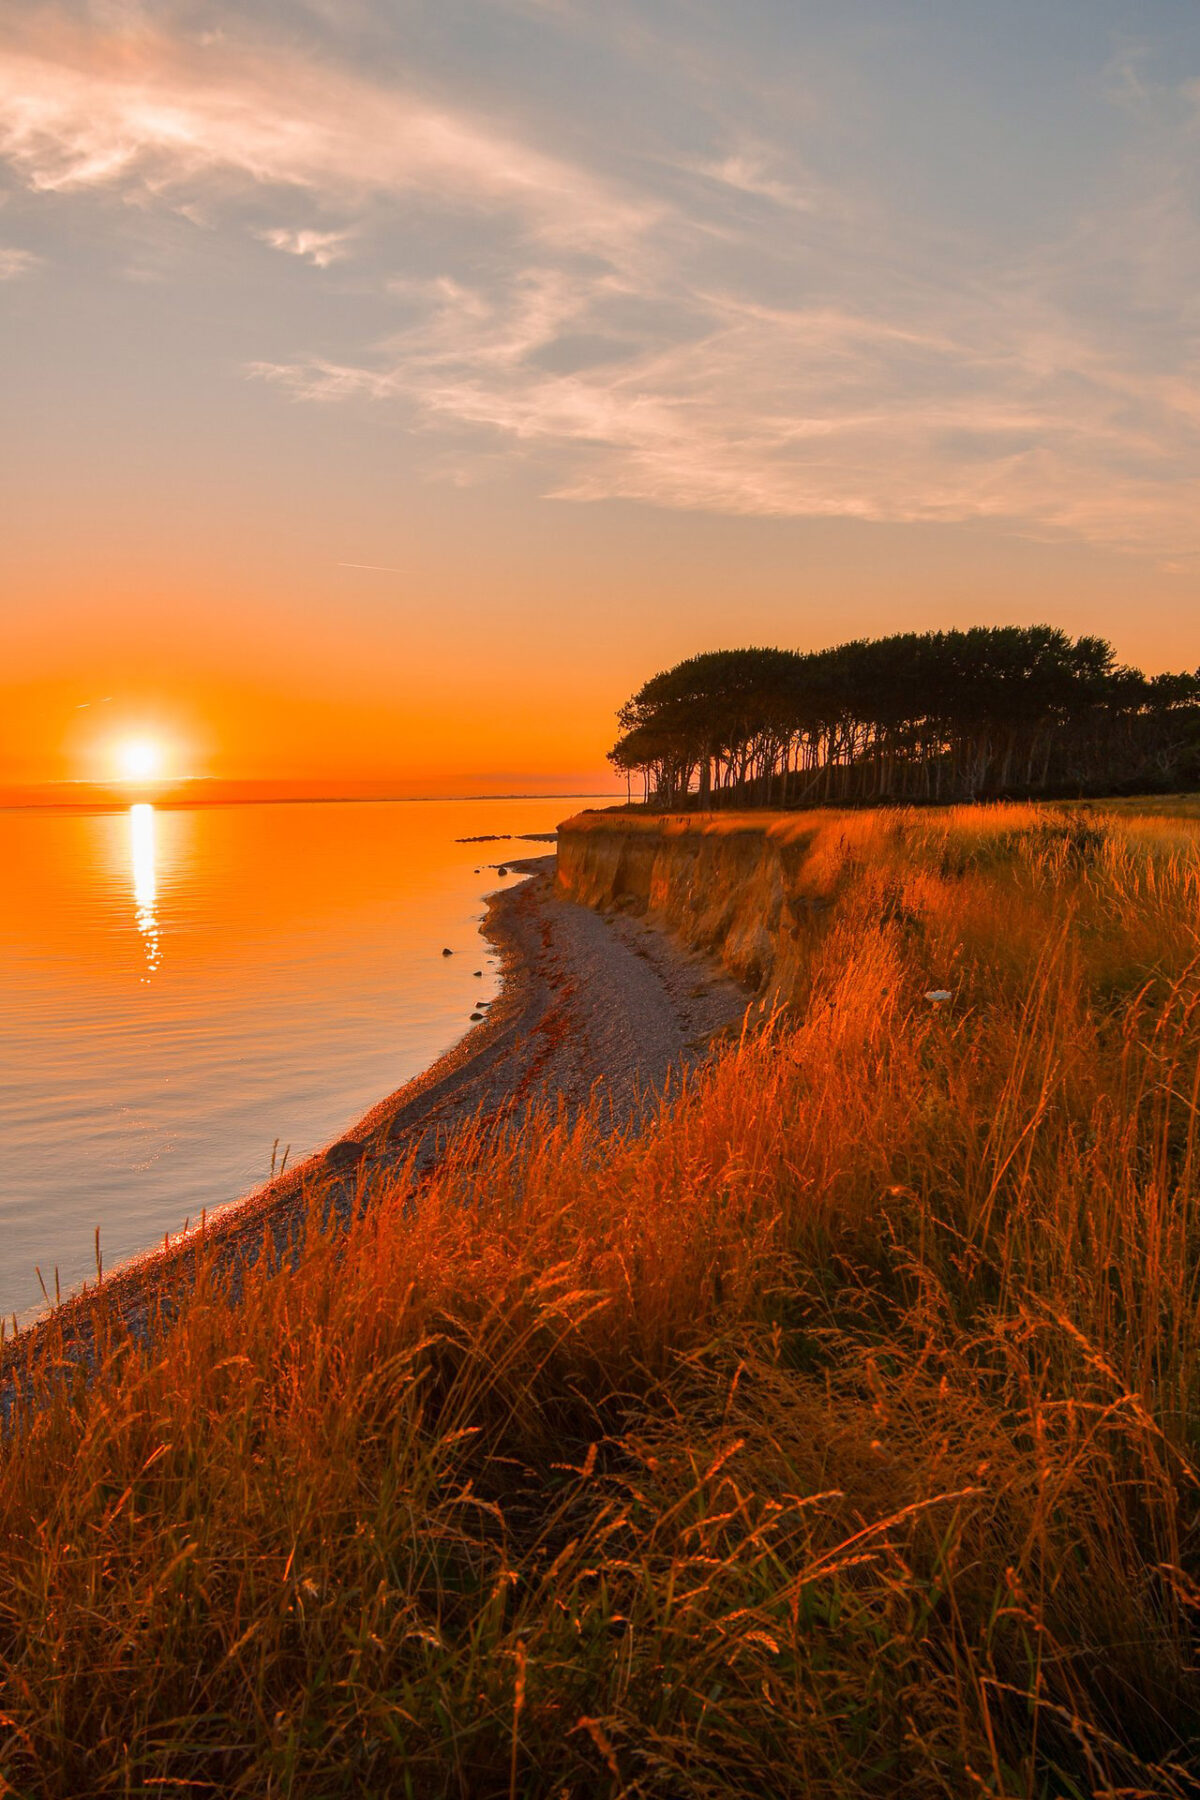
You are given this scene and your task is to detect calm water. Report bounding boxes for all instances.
[0,796,575,1323]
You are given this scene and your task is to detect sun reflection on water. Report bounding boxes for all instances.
[130,803,160,975]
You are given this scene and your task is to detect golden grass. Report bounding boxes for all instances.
[3,803,1200,1795]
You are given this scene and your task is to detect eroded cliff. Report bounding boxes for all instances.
[556,810,868,999]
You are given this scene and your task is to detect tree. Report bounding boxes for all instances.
[608,628,1200,808]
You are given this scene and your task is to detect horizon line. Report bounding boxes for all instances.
[0,783,623,815]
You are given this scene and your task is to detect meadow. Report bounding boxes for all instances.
[3,801,1200,1797]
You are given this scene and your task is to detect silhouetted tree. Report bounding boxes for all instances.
[609,627,1200,807]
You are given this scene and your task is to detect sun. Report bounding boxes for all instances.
[115,738,164,783]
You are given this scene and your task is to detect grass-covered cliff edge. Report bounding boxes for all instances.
[5,801,1200,1796]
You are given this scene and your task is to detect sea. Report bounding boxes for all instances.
[0,795,581,1324]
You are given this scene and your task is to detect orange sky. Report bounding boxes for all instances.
[9,504,1194,794]
[2,2,1198,793]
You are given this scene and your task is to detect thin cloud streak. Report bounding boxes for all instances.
[259,227,354,268]
[0,244,38,278]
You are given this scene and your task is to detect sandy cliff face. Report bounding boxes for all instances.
[555,811,858,999]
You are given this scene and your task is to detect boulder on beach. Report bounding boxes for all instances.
[442,947,453,957]
[324,1139,365,1172]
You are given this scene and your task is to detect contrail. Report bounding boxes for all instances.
[338,562,405,575]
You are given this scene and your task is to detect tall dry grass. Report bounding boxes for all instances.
[2,804,1200,1797]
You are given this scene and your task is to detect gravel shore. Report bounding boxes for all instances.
[345,853,752,1157]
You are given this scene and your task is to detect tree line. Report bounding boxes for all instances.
[608,627,1200,807]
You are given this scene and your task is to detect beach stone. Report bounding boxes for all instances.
[497,865,508,876]
[474,970,482,976]
[442,947,453,956]
[324,1139,365,1171]
[470,1012,484,1021]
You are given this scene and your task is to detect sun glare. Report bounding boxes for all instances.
[115,738,164,784]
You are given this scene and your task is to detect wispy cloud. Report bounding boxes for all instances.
[685,144,823,213]
[0,244,38,279]
[0,20,653,256]
[254,216,1200,558]
[3,5,1198,563]
[258,226,353,268]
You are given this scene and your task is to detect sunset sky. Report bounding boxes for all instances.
[2,1,1199,791]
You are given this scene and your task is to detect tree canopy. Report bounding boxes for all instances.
[609,627,1200,806]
